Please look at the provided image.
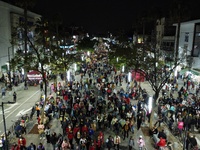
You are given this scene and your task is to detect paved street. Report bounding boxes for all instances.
[1,72,199,150]
[0,83,41,136]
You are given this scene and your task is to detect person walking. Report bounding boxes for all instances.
[27,143,36,150]
[113,134,121,150]
[137,135,145,150]
[50,132,58,150]
[13,91,17,102]
[123,121,130,140]
[106,135,114,150]
[37,143,45,150]
[17,135,26,150]
[44,126,51,143]
[38,122,45,139]
[128,136,135,150]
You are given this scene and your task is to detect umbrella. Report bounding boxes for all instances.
[119,119,126,127]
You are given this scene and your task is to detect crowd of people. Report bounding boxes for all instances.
[2,51,199,150]
[150,74,200,150]
[7,52,149,150]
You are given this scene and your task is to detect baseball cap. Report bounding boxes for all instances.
[139,135,142,138]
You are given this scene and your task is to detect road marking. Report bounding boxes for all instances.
[0,110,10,114]
[16,108,32,117]
[0,90,40,124]
[0,102,19,114]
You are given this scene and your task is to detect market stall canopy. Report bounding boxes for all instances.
[27,70,42,80]
[180,68,200,76]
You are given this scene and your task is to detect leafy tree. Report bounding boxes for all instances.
[108,42,145,72]
[13,0,37,75]
[76,37,96,52]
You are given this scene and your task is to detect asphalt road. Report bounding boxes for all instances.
[0,85,41,136]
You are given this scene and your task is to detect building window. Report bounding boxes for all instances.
[185,32,189,42]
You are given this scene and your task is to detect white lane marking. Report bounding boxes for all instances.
[0,90,40,124]
[16,108,32,117]
[0,103,19,114]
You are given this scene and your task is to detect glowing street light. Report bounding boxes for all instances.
[87,51,90,56]
[74,63,77,71]
[148,97,153,114]
[122,65,125,73]
[67,70,70,81]
[81,56,84,61]
[128,72,132,82]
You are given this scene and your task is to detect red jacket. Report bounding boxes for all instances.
[68,132,74,140]
[73,126,80,135]
[66,126,72,134]
[11,145,20,150]
[64,95,68,101]
[73,103,79,110]
[81,126,89,133]
[89,145,95,150]
[125,98,130,104]
[18,137,26,147]
[157,137,166,147]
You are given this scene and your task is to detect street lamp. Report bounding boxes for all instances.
[0,101,15,150]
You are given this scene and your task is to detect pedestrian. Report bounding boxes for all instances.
[44,126,51,143]
[40,82,43,91]
[123,121,130,140]
[35,104,40,118]
[106,135,114,150]
[37,143,45,150]
[113,134,121,150]
[10,143,19,150]
[137,135,145,150]
[1,87,6,98]
[17,135,26,150]
[38,122,45,139]
[50,132,58,150]
[24,80,28,90]
[137,111,143,130]
[13,91,17,102]
[27,143,36,150]
[128,136,135,150]
[61,138,71,150]
[177,118,184,140]
[79,136,87,150]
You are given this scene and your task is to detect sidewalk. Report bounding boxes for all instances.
[141,79,200,148]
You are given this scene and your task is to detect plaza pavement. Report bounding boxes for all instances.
[3,73,199,149]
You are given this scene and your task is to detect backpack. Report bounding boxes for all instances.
[106,138,113,148]
[125,124,129,131]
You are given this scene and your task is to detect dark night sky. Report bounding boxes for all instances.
[5,0,200,34]
[32,0,169,33]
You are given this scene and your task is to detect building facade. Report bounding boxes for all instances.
[0,1,41,76]
[174,19,200,70]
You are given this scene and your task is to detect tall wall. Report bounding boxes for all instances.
[0,1,41,75]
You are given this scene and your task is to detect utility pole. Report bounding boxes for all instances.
[0,101,15,150]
